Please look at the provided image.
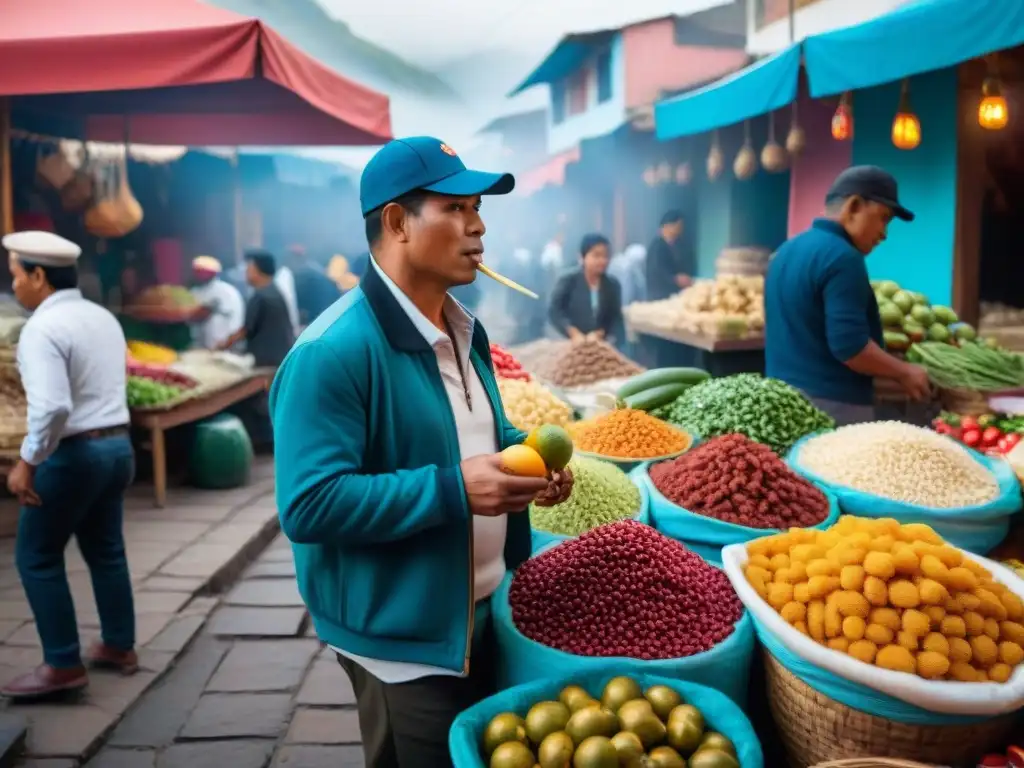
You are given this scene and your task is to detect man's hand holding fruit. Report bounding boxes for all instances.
[461,424,575,517]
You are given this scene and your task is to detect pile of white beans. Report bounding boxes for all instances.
[797,421,1000,508]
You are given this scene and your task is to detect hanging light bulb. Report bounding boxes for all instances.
[979,76,1009,130]
[891,79,921,150]
[642,166,658,186]
[831,92,854,141]
[674,162,692,185]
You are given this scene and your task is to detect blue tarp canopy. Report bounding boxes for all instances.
[804,0,1024,96]
[509,30,615,96]
[655,0,1024,140]
[654,44,800,139]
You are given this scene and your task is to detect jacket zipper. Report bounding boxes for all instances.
[429,336,476,676]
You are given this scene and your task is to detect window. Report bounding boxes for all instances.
[551,81,566,124]
[566,69,589,116]
[596,50,613,103]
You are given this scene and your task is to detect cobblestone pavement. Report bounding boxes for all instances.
[61,533,361,768]
[1,459,281,765]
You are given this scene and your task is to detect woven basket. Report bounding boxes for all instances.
[764,650,1020,767]
[938,386,992,416]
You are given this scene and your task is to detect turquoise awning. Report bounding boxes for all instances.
[804,0,1024,97]
[654,44,800,140]
[510,30,615,96]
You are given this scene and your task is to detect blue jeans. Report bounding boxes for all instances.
[16,435,136,669]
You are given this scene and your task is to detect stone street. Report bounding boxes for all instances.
[0,458,281,765]
[74,533,362,768]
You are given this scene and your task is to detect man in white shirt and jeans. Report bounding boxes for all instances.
[2,232,137,700]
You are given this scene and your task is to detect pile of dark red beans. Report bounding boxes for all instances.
[649,433,830,529]
[508,521,743,660]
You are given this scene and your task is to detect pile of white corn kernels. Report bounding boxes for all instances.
[796,421,1000,508]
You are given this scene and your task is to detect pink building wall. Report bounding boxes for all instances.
[621,20,749,110]
[787,94,852,237]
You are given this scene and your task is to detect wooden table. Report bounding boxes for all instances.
[130,374,269,507]
[628,320,766,376]
[627,321,766,353]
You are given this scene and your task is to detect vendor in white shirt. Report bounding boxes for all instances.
[1,231,137,701]
[189,256,245,350]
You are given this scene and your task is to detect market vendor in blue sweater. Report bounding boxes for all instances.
[765,166,931,425]
[270,136,571,767]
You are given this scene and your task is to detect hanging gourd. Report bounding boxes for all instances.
[785,100,806,157]
[733,120,758,180]
[761,112,788,173]
[706,130,724,181]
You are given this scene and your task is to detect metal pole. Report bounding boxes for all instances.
[0,98,12,235]
[788,0,796,43]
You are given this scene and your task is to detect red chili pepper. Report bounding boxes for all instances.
[1005,433,1022,450]
[962,429,982,447]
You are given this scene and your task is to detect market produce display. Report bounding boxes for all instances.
[131,284,197,309]
[530,456,641,537]
[478,676,740,768]
[795,421,1000,508]
[908,340,1024,391]
[501,425,574,478]
[650,434,830,529]
[654,374,834,455]
[490,343,531,382]
[126,359,197,390]
[126,285,199,323]
[615,367,711,412]
[509,339,572,375]
[126,375,183,408]
[873,278,978,351]
[624,275,764,339]
[933,412,1023,455]
[127,340,178,365]
[498,378,573,432]
[571,408,690,460]
[743,516,1024,682]
[530,338,643,388]
[509,521,743,660]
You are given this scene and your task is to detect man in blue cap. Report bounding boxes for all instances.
[270,137,572,766]
[765,166,931,425]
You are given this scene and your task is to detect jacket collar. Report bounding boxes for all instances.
[360,257,491,359]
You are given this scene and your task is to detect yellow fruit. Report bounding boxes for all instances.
[500,445,548,477]
[525,425,574,471]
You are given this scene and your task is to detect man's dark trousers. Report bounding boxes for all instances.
[16,434,136,668]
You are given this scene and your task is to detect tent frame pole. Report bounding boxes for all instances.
[0,98,12,235]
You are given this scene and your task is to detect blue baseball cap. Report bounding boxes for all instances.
[359,136,516,216]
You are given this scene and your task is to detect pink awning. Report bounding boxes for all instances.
[516,146,581,196]
[0,0,392,145]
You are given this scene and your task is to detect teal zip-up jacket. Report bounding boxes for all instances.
[269,265,529,673]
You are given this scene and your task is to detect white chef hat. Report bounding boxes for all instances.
[2,231,81,267]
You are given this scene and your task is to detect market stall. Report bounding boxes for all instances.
[624,274,765,377]
[127,349,270,506]
[480,344,1024,767]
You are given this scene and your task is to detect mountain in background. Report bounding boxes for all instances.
[208,0,461,100]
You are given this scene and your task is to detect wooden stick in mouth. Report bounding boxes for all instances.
[476,263,539,299]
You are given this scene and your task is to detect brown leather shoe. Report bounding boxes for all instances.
[86,642,139,675]
[1,664,88,700]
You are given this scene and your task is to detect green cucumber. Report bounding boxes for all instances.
[616,367,711,400]
[622,382,693,411]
